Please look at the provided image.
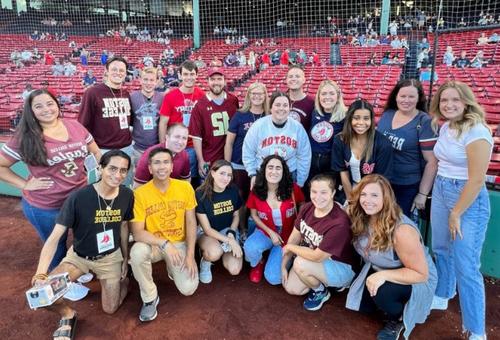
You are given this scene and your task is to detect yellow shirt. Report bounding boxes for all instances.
[132,179,196,242]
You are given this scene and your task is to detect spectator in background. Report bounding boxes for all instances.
[44,50,55,65]
[101,50,109,65]
[417,48,429,69]
[389,20,398,36]
[470,50,488,68]
[210,56,222,67]
[477,32,488,45]
[82,70,97,88]
[366,53,377,66]
[80,48,89,66]
[143,54,154,67]
[453,51,471,68]
[162,65,179,87]
[224,52,238,67]
[443,46,455,66]
[194,56,206,69]
[280,49,290,66]
[248,51,257,70]
[52,60,64,76]
[458,17,467,27]
[63,60,77,76]
[390,36,402,48]
[418,37,430,50]
[21,83,33,101]
[237,51,246,67]
[488,33,499,43]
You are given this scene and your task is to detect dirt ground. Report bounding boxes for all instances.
[0,195,498,340]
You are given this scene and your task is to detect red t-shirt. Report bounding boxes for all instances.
[294,202,355,266]
[0,119,94,209]
[133,142,190,183]
[246,183,304,243]
[159,87,205,148]
[280,51,289,65]
[78,83,132,149]
[262,54,270,65]
[188,93,239,163]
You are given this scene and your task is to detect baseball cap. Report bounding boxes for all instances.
[208,67,225,77]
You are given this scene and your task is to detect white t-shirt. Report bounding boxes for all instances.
[434,122,493,180]
[349,155,362,183]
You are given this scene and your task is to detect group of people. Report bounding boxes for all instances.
[0,56,493,340]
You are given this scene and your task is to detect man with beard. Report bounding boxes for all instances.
[189,68,239,178]
[130,67,165,166]
[158,60,204,182]
[133,123,190,187]
[286,66,314,131]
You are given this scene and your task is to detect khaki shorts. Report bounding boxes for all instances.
[62,246,123,281]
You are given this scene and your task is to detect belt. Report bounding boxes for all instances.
[76,249,114,261]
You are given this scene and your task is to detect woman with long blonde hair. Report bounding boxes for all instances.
[224,82,269,236]
[346,174,437,339]
[429,81,492,340]
[308,79,347,180]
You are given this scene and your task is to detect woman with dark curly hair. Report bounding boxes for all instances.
[377,79,438,217]
[345,174,437,340]
[243,155,304,284]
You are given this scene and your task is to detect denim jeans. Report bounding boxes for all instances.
[431,175,490,335]
[243,229,283,285]
[22,198,67,271]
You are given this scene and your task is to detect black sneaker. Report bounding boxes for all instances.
[377,320,404,340]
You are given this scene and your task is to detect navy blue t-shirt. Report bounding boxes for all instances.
[195,185,242,232]
[228,111,265,165]
[376,109,437,185]
[309,109,344,154]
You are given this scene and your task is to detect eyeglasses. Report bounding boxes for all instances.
[106,165,129,176]
[250,92,265,97]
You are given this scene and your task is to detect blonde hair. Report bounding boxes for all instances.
[429,80,489,138]
[141,67,159,78]
[241,82,269,114]
[314,80,347,123]
[348,174,402,252]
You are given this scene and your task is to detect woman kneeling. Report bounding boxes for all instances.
[196,160,243,284]
[282,174,356,311]
[346,174,437,340]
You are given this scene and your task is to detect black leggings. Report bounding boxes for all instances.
[359,272,412,320]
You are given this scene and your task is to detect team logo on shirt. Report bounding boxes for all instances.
[362,163,375,174]
[61,161,78,177]
[288,111,301,122]
[311,121,334,143]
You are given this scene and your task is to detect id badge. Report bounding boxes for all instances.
[142,116,154,130]
[119,115,129,129]
[84,154,98,173]
[96,230,114,253]
[182,112,191,127]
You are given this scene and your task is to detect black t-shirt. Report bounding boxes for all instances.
[56,184,134,257]
[195,185,241,232]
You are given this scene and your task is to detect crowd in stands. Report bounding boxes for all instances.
[0,48,494,340]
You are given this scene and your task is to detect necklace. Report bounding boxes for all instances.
[106,83,123,100]
[96,184,116,230]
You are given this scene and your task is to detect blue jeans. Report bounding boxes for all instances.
[22,199,67,271]
[243,229,283,285]
[431,175,490,335]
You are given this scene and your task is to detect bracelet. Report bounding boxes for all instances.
[418,192,428,198]
[226,229,237,238]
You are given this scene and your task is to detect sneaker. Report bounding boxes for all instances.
[249,261,264,283]
[77,272,94,284]
[63,282,90,301]
[139,296,159,322]
[430,295,449,310]
[199,258,212,284]
[303,287,331,311]
[377,320,404,340]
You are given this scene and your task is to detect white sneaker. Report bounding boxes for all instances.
[199,258,212,284]
[430,295,449,310]
[64,282,90,301]
[77,272,94,284]
[468,330,487,340]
